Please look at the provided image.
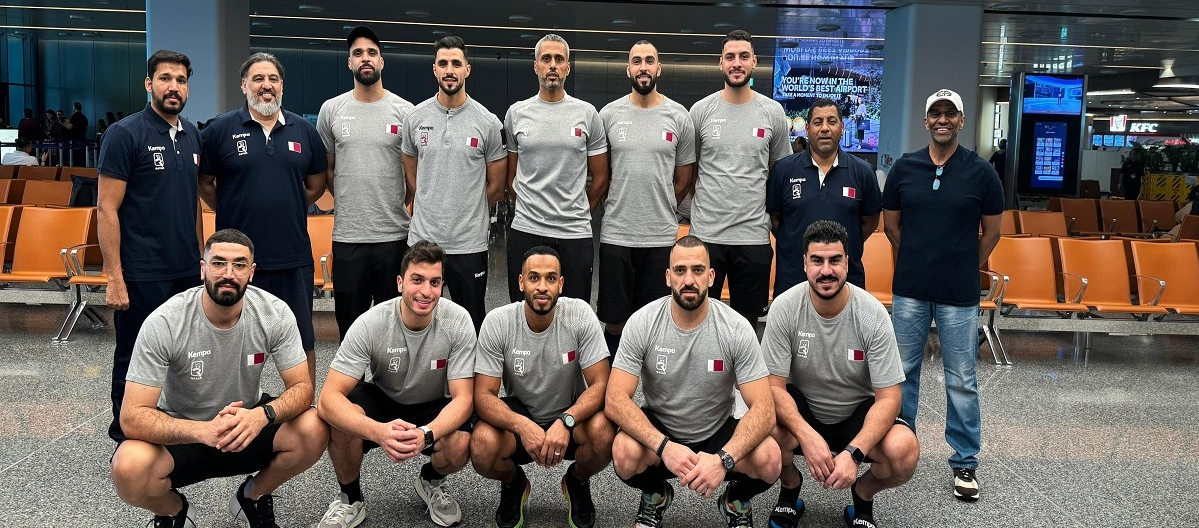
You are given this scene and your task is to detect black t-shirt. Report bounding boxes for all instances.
[882,146,1004,306]
[69,112,88,141]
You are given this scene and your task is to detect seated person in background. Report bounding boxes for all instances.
[110,228,327,528]
[1167,184,1199,240]
[2,137,40,166]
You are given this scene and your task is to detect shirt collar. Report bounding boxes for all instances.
[141,102,183,135]
[238,104,286,126]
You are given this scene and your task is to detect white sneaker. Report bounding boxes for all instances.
[953,468,980,501]
[414,474,463,527]
[317,493,366,528]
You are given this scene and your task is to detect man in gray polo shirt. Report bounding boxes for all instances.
[761,221,918,528]
[504,33,610,304]
[317,241,477,528]
[597,40,696,357]
[111,229,327,528]
[402,35,506,334]
[317,25,415,339]
[607,235,780,528]
[472,246,614,528]
[690,30,791,325]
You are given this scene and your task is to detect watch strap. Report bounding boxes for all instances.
[419,426,435,456]
[262,404,276,425]
[844,444,865,465]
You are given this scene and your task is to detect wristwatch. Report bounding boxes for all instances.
[261,404,276,425]
[558,412,576,431]
[419,426,435,456]
[717,449,736,472]
[843,444,865,465]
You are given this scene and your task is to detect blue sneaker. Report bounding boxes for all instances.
[843,505,877,528]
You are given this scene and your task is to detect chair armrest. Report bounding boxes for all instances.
[68,243,100,276]
[1059,272,1089,303]
[320,252,332,286]
[1132,274,1166,306]
[980,270,1004,302]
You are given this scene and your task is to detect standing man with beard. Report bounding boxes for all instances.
[99,50,204,442]
[402,35,506,334]
[606,235,779,528]
[882,89,1002,502]
[766,98,881,297]
[690,30,791,327]
[110,229,327,528]
[504,34,609,304]
[318,26,416,338]
[472,246,614,528]
[200,52,327,383]
[596,40,696,356]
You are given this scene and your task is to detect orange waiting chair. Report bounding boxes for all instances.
[1138,200,1178,234]
[978,270,1010,365]
[0,206,93,295]
[1056,238,1167,320]
[1015,211,1069,237]
[861,232,893,308]
[308,215,334,296]
[986,236,1089,316]
[0,179,26,204]
[0,165,17,179]
[20,180,74,207]
[1176,215,1199,242]
[1098,199,1143,235]
[16,166,60,181]
[1059,198,1101,234]
[1129,241,1199,316]
[56,230,109,342]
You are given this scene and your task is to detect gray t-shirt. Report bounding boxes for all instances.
[599,95,696,248]
[475,297,608,423]
[317,90,414,243]
[504,94,608,239]
[330,297,477,405]
[689,91,792,245]
[762,283,905,424]
[402,96,506,254]
[126,286,307,422]
[612,297,768,443]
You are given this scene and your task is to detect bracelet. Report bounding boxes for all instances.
[655,436,669,458]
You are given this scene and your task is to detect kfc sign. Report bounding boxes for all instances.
[1129,122,1159,133]
[1110,115,1128,133]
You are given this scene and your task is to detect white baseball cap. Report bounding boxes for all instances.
[925,88,964,114]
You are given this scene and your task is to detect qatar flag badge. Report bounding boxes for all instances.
[569,126,584,137]
[287,141,302,153]
[246,352,266,366]
[707,359,725,372]
[848,349,866,362]
[561,349,577,364]
[753,127,766,138]
[430,358,447,370]
[843,187,857,199]
[466,137,480,148]
[385,124,401,135]
[662,131,675,143]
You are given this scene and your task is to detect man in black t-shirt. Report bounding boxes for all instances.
[881,89,1002,503]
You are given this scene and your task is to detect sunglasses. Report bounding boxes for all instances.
[933,165,943,191]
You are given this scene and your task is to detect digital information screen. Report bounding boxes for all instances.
[1032,121,1067,189]
[1022,75,1084,115]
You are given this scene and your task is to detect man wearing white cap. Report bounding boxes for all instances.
[880,89,1002,502]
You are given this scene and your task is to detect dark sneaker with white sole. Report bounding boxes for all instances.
[768,497,805,528]
[843,505,878,528]
[151,491,197,528]
[952,467,979,501]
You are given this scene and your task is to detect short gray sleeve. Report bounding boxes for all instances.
[445,305,479,381]
[317,99,336,153]
[586,107,608,156]
[328,307,376,380]
[126,310,175,388]
[475,305,509,378]
[768,100,792,163]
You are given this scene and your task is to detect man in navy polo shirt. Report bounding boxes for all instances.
[766,98,881,297]
[200,52,328,382]
[98,49,203,442]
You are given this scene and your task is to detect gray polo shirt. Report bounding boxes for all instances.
[689,91,791,245]
[475,297,608,423]
[126,286,307,422]
[402,96,506,254]
[599,95,696,248]
[330,297,477,405]
[612,297,768,444]
[504,94,608,239]
[317,90,414,243]
[762,283,905,424]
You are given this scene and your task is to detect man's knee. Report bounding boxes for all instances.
[611,431,648,479]
[741,436,782,482]
[279,407,328,457]
[469,421,504,471]
[111,440,169,497]
[579,412,616,452]
[441,429,472,467]
[875,426,920,480]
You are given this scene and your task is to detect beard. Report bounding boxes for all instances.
[810,276,846,301]
[247,91,281,116]
[723,70,751,88]
[631,74,657,96]
[151,90,186,116]
[438,77,463,97]
[671,286,707,311]
[204,277,246,307]
[354,67,381,86]
[524,291,559,316]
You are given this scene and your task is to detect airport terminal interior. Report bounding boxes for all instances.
[3,1,1199,527]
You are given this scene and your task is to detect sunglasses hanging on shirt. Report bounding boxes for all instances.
[933,165,944,191]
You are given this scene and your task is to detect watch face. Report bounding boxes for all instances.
[721,452,735,470]
[562,414,575,428]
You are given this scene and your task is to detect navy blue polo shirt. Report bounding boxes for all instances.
[766,150,881,296]
[97,103,201,282]
[882,146,1004,306]
[199,105,327,270]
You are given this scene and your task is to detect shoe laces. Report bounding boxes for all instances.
[427,482,455,510]
[244,494,278,528]
[498,479,525,516]
[954,468,976,483]
[635,492,667,525]
[724,499,754,527]
[320,500,354,525]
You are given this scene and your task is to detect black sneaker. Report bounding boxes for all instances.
[718,486,754,527]
[952,468,979,501]
[560,465,596,528]
[633,482,673,528]
[151,491,197,528]
[843,505,878,528]
[495,468,531,528]
[229,475,280,528]
[768,496,805,528]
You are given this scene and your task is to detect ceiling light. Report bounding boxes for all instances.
[69,14,90,20]
[678,28,694,33]
[608,37,625,43]
[990,2,1023,10]
[816,24,841,32]
[672,57,689,62]
[432,30,450,36]
[509,14,532,22]
[297,4,323,12]
[1153,82,1199,90]
[714,22,735,30]
[693,40,709,46]
[612,19,635,27]
[1086,89,1134,96]
[251,21,272,27]
[602,53,617,59]
[520,33,538,40]
[1117,8,1147,16]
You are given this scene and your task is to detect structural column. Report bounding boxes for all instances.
[145,0,249,124]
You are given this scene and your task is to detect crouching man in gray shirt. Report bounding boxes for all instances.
[762,221,918,528]
[472,246,615,528]
[607,235,780,528]
[111,229,327,528]
[316,241,477,528]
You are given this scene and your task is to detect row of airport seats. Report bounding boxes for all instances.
[1048,197,1191,238]
[0,166,98,208]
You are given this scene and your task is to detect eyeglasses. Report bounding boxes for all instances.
[933,165,944,191]
[206,259,251,277]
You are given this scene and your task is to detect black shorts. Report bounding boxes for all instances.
[501,397,580,466]
[786,384,910,463]
[251,265,316,351]
[347,381,472,453]
[707,242,773,317]
[164,395,280,488]
[440,250,488,334]
[597,244,672,324]
[331,239,407,340]
[641,409,740,483]
[506,229,594,304]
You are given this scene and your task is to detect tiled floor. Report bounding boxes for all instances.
[2,239,1197,527]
